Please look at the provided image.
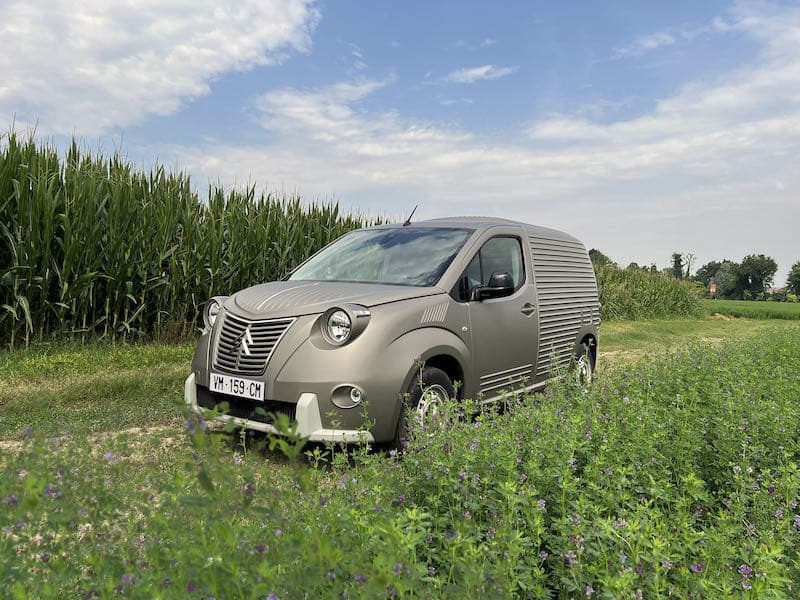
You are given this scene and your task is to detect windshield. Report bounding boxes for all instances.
[288,227,473,287]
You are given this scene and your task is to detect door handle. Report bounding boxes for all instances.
[521,303,536,316]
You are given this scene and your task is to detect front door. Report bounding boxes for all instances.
[457,236,539,402]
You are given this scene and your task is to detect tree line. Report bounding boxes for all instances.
[589,249,800,302]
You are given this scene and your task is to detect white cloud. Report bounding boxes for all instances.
[480,38,497,47]
[612,31,677,58]
[442,64,518,84]
[171,2,800,280]
[0,0,319,134]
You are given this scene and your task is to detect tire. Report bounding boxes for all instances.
[393,366,455,450]
[573,343,595,388]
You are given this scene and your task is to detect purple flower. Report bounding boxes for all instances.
[187,582,196,591]
[393,562,402,576]
[274,529,282,537]
[354,574,367,582]
[319,496,328,507]
[104,452,114,463]
[571,514,581,525]
[325,571,336,580]
[537,499,546,509]
[487,529,495,539]
[585,585,595,596]
[44,484,61,499]
[267,595,279,600]
[24,427,33,439]
[255,545,265,554]
[563,552,577,566]
[233,453,243,465]
[619,553,627,565]
[690,563,705,573]
[733,465,742,474]
[121,574,135,585]
[613,518,627,530]
[539,550,549,560]
[738,564,754,579]
[243,483,255,495]
[775,508,784,519]
[3,496,18,506]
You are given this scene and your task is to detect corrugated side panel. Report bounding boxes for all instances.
[530,236,600,379]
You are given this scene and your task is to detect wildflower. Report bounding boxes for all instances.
[243,483,255,495]
[36,552,51,562]
[519,473,528,483]
[374,505,382,513]
[121,574,135,585]
[18,469,28,480]
[567,458,577,471]
[427,566,436,576]
[539,550,549,560]
[233,453,243,465]
[320,496,328,507]
[255,545,265,554]
[325,571,336,580]
[585,585,595,596]
[620,553,627,565]
[24,427,33,439]
[563,552,577,566]
[487,529,495,539]
[733,465,742,474]
[613,518,627,530]
[571,514,581,525]
[463,510,472,519]
[187,582,196,591]
[274,529,282,537]
[775,508,784,519]
[267,595,279,600]
[393,562,402,576]
[104,451,114,463]
[3,496,18,506]
[44,484,61,499]
[354,574,367,582]
[738,564,754,578]
[537,499,546,509]
[690,563,705,573]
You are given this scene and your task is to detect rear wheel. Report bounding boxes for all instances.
[573,343,595,388]
[394,366,455,449]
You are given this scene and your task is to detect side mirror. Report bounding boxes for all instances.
[473,271,515,301]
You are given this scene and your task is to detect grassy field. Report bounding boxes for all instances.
[3,316,799,441]
[2,317,800,597]
[704,298,800,319]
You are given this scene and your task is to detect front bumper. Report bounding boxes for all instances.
[184,374,375,443]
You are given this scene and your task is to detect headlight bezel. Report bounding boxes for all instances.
[319,304,371,347]
[203,296,227,331]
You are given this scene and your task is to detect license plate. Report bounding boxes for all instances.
[209,372,265,401]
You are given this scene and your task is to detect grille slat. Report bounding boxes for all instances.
[213,313,295,375]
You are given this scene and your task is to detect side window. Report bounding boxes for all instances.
[452,237,525,301]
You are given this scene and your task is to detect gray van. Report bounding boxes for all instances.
[184,217,600,445]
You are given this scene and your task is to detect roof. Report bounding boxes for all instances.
[373,216,579,242]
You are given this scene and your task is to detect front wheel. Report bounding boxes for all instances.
[393,366,455,450]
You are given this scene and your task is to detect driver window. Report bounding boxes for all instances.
[454,236,524,301]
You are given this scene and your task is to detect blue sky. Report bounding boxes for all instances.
[2,0,799,283]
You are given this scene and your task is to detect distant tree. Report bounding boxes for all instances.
[713,261,741,299]
[683,252,696,279]
[589,249,616,267]
[626,262,641,271]
[788,261,800,295]
[671,252,684,279]
[694,261,723,287]
[739,254,778,296]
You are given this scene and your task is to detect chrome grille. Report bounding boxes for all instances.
[213,313,295,376]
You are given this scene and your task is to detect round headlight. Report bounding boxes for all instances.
[204,298,221,330]
[326,310,352,344]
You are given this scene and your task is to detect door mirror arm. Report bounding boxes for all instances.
[473,271,515,301]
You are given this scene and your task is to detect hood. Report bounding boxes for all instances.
[226,280,443,319]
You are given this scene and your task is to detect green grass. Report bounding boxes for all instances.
[2,322,800,597]
[4,316,797,440]
[704,298,800,320]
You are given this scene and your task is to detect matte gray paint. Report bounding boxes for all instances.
[186,217,600,443]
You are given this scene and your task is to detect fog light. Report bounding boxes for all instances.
[332,385,365,409]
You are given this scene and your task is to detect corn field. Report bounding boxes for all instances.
[0,133,371,347]
[595,263,702,321]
